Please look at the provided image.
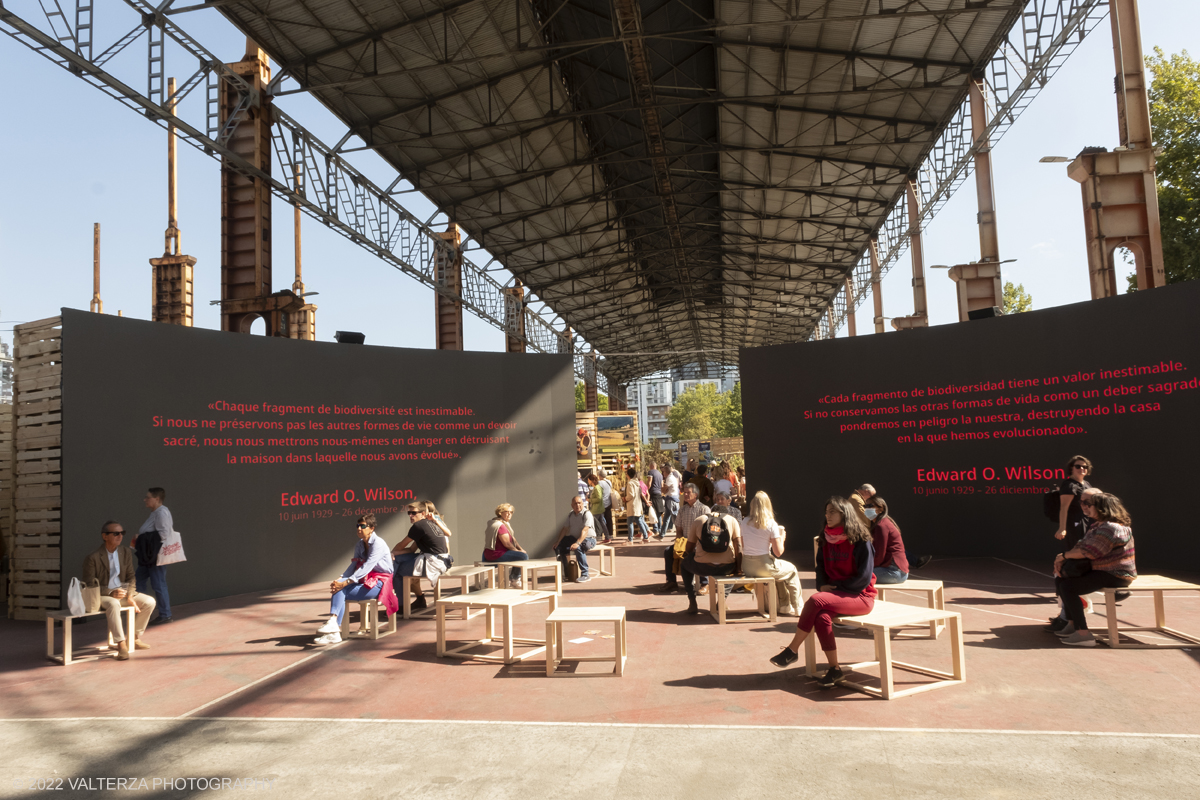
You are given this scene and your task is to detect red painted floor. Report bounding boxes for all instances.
[4,545,1199,733]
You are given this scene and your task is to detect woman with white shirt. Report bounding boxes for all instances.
[739,491,802,615]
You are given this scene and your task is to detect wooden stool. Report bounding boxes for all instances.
[436,588,558,664]
[475,559,563,593]
[589,544,615,577]
[1095,575,1200,649]
[434,565,496,620]
[708,576,777,624]
[46,607,137,665]
[804,600,965,700]
[400,575,439,619]
[545,606,627,677]
[877,579,946,639]
[340,598,397,640]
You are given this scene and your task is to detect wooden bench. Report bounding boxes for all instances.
[340,598,397,640]
[476,558,563,594]
[589,544,615,577]
[436,588,558,664]
[803,600,965,700]
[877,579,946,639]
[708,575,777,624]
[545,606,627,677]
[434,565,496,620]
[46,607,137,665]
[1095,574,1200,649]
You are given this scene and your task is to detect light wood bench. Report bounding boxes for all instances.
[399,575,438,619]
[589,544,615,577]
[434,565,496,620]
[476,558,563,594]
[708,575,778,624]
[46,607,137,665]
[436,588,558,664]
[877,579,946,639]
[340,598,397,640]
[545,606,627,677]
[1095,574,1200,649]
[803,600,965,700]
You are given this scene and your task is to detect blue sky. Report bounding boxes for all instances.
[1,1,1196,361]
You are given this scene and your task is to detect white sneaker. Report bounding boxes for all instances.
[316,618,340,634]
[313,631,342,645]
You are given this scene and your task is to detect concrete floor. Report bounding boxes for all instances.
[3,545,1199,797]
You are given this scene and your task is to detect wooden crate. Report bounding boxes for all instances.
[0,402,13,602]
[9,317,62,621]
[676,436,744,464]
[576,411,639,478]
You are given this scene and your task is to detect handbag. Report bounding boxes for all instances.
[1061,558,1091,578]
[157,529,187,566]
[82,580,102,613]
[671,536,689,575]
[67,578,86,616]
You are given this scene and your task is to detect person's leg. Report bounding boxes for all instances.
[681,555,700,611]
[149,565,172,619]
[498,550,529,583]
[131,594,156,640]
[331,582,382,626]
[99,595,126,644]
[1060,572,1131,631]
[626,515,636,543]
[135,563,150,595]
[576,538,594,578]
[662,546,678,587]
[604,508,614,542]
[770,558,803,613]
[661,499,677,537]
[873,565,908,585]
[639,515,651,540]
[329,586,349,625]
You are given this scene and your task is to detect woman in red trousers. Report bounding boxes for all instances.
[768,495,876,688]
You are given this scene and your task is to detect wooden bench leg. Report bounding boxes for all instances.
[950,613,965,681]
[1105,591,1121,647]
[436,602,446,657]
[1155,590,1167,629]
[876,628,894,700]
[804,631,817,677]
[46,617,54,660]
[63,618,73,666]
[545,617,556,677]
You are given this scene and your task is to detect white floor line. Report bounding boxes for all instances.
[4,717,1198,739]
[177,645,339,718]
[993,558,1055,579]
[947,602,1046,623]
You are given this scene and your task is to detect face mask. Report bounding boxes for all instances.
[864,508,878,520]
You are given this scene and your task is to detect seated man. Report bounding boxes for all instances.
[391,502,451,610]
[682,505,742,614]
[83,521,156,660]
[659,483,709,593]
[315,514,395,645]
[551,495,596,583]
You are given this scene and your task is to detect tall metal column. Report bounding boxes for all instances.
[584,353,598,412]
[150,77,196,326]
[893,180,930,329]
[845,275,856,336]
[504,280,525,353]
[434,223,464,350]
[220,40,273,333]
[90,223,102,313]
[288,167,317,341]
[949,76,1003,321]
[1068,0,1164,296]
[612,384,627,411]
[869,238,885,334]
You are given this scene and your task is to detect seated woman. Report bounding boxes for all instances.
[865,496,909,584]
[1050,492,1136,646]
[482,504,529,587]
[586,474,610,541]
[768,496,876,687]
[738,491,803,615]
[314,513,395,645]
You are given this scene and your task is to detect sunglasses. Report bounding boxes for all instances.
[406,511,422,516]
[104,531,125,536]
[356,523,371,529]
[1072,464,1088,470]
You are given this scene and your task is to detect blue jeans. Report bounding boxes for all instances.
[135,563,171,619]
[874,564,909,584]
[660,497,678,536]
[626,515,650,542]
[329,581,382,625]
[489,549,529,582]
[555,536,595,578]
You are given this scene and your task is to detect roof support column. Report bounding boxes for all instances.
[893,180,929,329]
[844,275,856,337]
[612,384,627,411]
[584,353,598,412]
[434,223,464,350]
[869,238,885,334]
[151,77,196,327]
[504,280,526,353]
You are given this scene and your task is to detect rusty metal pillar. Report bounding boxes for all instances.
[220,41,273,333]
[151,77,196,326]
[612,384,627,411]
[869,238,884,334]
[584,353,598,412]
[893,180,930,329]
[90,223,103,313]
[1067,0,1164,296]
[434,223,464,350]
[948,76,1003,321]
[504,280,525,353]
[288,170,317,341]
[844,275,856,337]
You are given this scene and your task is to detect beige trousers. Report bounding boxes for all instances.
[741,554,803,611]
[98,593,157,643]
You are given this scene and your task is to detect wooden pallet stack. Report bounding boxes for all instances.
[576,410,640,478]
[9,316,63,621]
[0,402,13,603]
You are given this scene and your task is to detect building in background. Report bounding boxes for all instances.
[626,364,739,447]
[0,338,13,405]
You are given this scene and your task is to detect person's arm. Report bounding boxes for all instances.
[769,524,785,558]
[82,553,102,592]
[154,507,173,535]
[551,522,568,550]
[729,517,742,558]
[835,540,875,594]
[433,517,452,537]
[814,537,829,590]
[1056,493,1072,539]
[390,536,416,556]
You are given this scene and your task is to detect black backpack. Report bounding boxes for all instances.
[1043,487,1063,521]
[699,514,731,553]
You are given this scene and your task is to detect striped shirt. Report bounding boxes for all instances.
[674,500,710,540]
[1077,522,1136,579]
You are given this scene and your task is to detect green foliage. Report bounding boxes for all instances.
[574,381,609,411]
[667,382,743,441]
[1148,47,1200,285]
[1002,281,1033,314]
[714,381,743,437]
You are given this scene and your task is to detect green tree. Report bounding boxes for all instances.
[714,381,743,437]
[574,381,609,412]
[667,384,721,441]
[1002,281,1033,314]
[1149,47,1200,285]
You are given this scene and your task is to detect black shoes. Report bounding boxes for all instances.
[1044,617,1069,633]
[411,595,428,610]
[769,648,799,668]
[1114,590,1131,602]
[658,582,679,593]
[817,666,845,688]
[686,598,700,615]
[151,616,173,626]
[911,555,933,571]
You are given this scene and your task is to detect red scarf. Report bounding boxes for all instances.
[824,525,848,544]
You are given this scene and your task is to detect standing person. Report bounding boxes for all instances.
[864,496,909,584]
[624,466,650,543]
[768,496,877,688]
[647,461,665,538]
[391,503,451,610]
[739,492,802,615]
[482,504,529,587]
[670,462,683,489]
[551,496,596,582]
[736,466,747,500]
[1055,456,1093,550]
[83,521,156,660]
[586,474,609,541]
[597,468,614,545]
[134,487,174,625]
[661,466,680,539]
[682,459,697,487]
[577,470,590,501]
[680,503,742,614]
[658,483,710,592]
[713,466,733,500]
[1050,492,1136,646]
[314,514,395,645]
[694,464,715,507]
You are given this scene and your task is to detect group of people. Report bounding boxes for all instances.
[81,488,177,660]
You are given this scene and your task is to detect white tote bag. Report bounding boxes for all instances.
[66,577,86,616]
[157,530,187,566]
